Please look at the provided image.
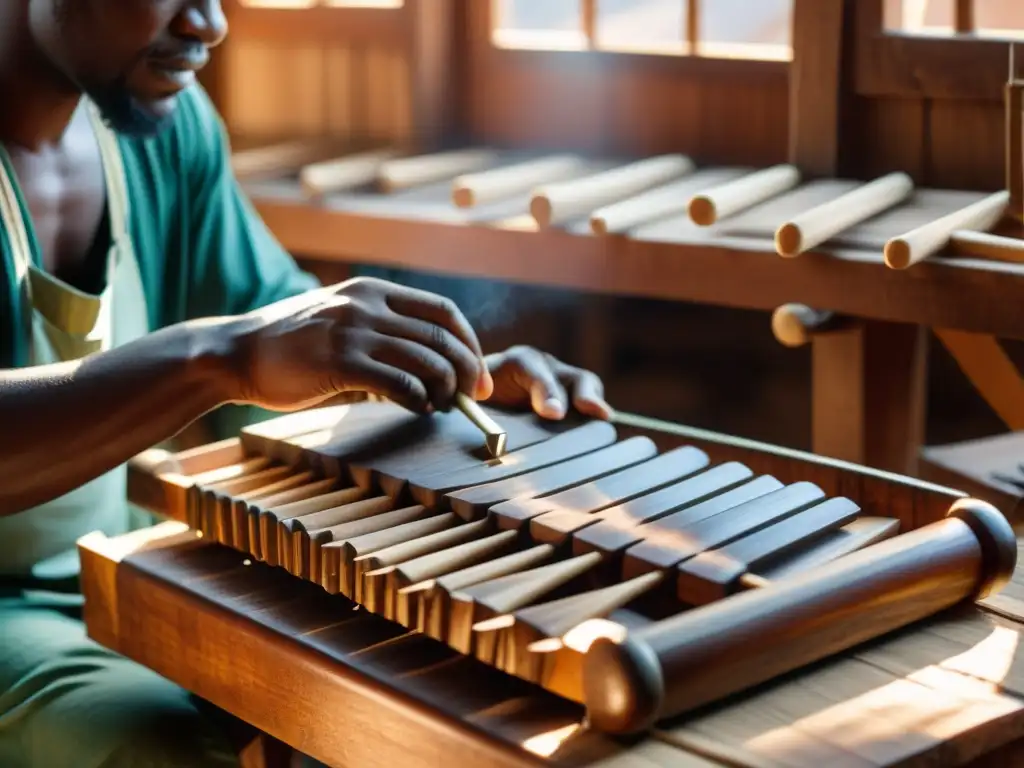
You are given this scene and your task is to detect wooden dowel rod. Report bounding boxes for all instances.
[776,172,914,257]
[883,190,1009,269]
[770,303,857,347]
[948,229,1024,264]
[299,149,399,198]
[590,178,702,235]
[530,155,694,229]
[454,393,507,458]
[688,164,800,226]
[580,499,1017,735]
[231,141,325,181]
[378,149,498,193]
[452,155,584,209]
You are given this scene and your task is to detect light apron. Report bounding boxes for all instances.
[0,104,151,581]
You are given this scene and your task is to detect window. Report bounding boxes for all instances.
[884,0,1024,39]
[491,0,793,61]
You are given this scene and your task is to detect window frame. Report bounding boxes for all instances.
[480,0,792,78]
[854,0,1015,100]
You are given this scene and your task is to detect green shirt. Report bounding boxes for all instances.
[0,84,319,370]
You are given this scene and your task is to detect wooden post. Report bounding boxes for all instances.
[1008,43,1023,223]
[787,0,928,474]
[812,321,928,474]
[404,0,457,152]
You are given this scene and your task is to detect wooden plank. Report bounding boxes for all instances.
[921,433,1024,520]
[460,0,787,164]
[251,199,1024,341]
[655,608,1024,767]
[927,100,1004,191]
[853,0,1010,101]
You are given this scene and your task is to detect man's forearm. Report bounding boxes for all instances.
[0,319,238,517]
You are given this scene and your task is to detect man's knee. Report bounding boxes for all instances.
[0,607,239,768]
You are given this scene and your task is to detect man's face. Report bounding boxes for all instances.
[28,0,227,136]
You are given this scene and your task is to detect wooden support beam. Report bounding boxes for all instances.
[786,1,927,474]
[404,0,456,152]
[814,321,928,474]
[788,0,850,177]
[934,329,1024,430]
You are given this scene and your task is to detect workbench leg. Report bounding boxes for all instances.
[811,320,928,474]
[239,732,296,768]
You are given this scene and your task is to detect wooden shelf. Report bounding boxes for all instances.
[250,185,1024,341]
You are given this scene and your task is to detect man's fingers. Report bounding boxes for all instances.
[565,368,614,420]
[376,313,482,399]
[366,334,459,411]
[506,348,568,419]
[342,356,432,414]
[384,286,485,360]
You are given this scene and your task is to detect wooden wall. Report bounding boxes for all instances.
[842,0,1011,191]
[207,0,456,150]
[459,2,790,164]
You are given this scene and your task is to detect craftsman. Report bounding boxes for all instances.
[0,2,613,767]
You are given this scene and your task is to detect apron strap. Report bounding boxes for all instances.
[0,101,132,365]
[85,105,131,248]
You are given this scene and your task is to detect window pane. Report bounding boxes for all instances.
[492,0,586,49]
[595,0,686,54]
[697,0,793,60]
[975,0,1024,39]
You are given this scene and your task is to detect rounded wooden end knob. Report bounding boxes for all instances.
[883,238,913,270]
[452,186,474,208]
[582,634,664,735]
[688,195,716,226]
[775,222,803,257]
[947,497,1018,599]
[771,304,813,347]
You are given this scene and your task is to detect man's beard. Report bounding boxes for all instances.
[84,75,175,137]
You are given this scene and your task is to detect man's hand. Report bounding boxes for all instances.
[479,346,613,421]
[225,277,494,414]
